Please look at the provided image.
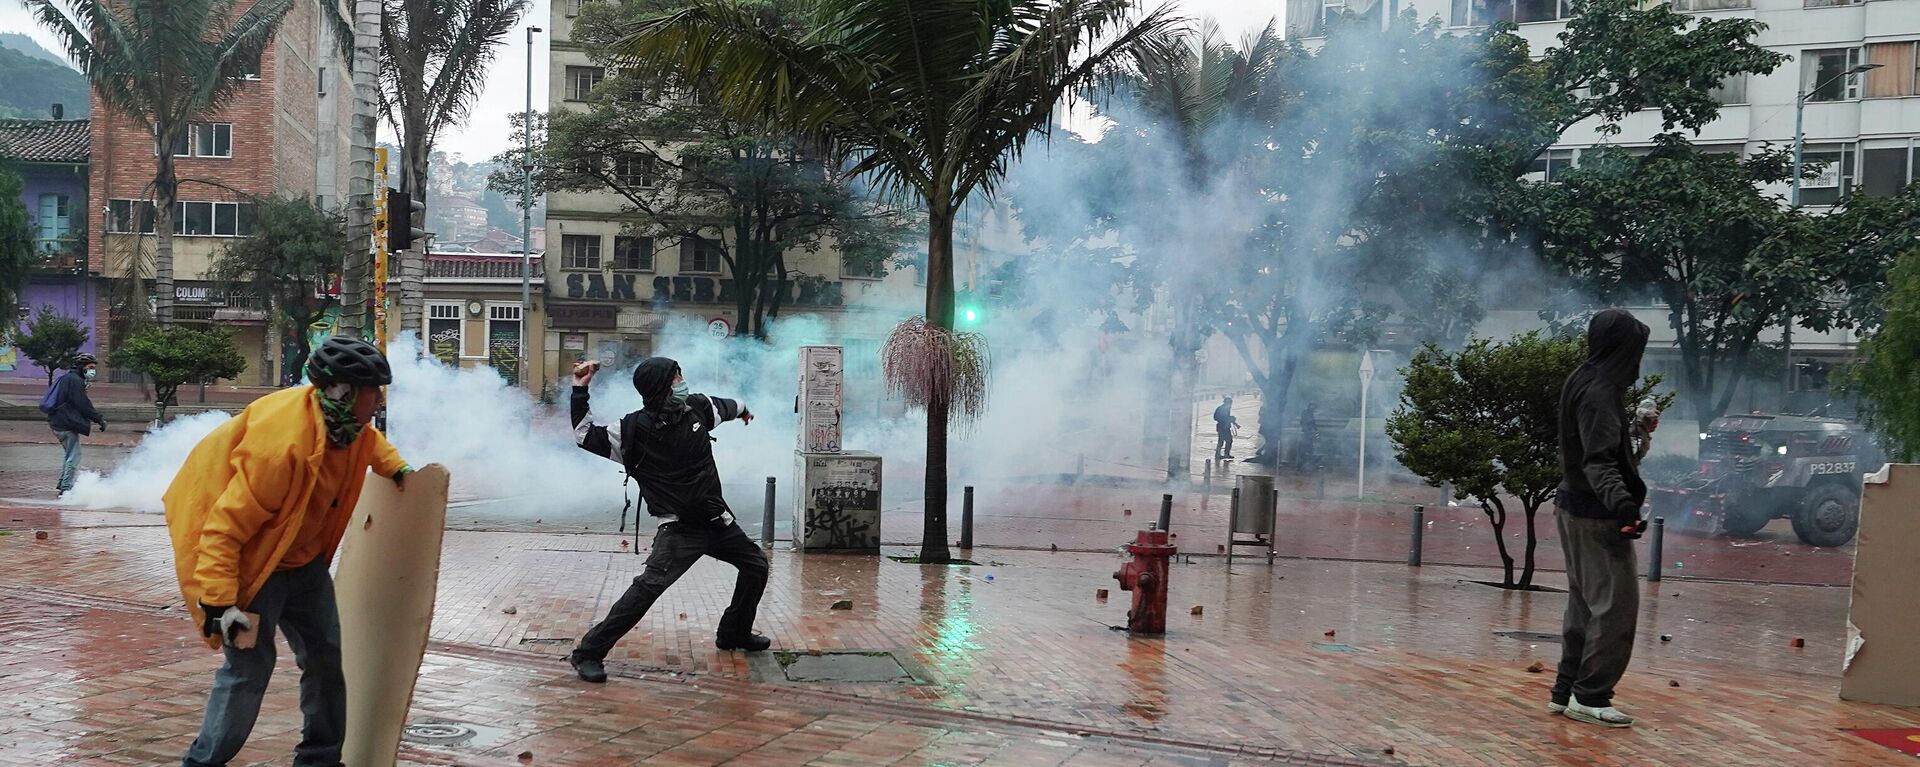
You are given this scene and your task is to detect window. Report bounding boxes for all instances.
[1525,149,1577,182]
[613,236,654,271]
[107,199,155,233]
[1451,0,1517,27]
[562,0,583,16]
[1805,0,1861,7]
[842,251,889,280]
[1862,138,1920,197]
[561,234,602,269]
[171,201,252,236]
[680,236,723,274]
[486,304,523,386]
[231,54,261,80]
[1804,48,1865,102]
[615,155,657,188]
[194,123,232,158]
[1865,42,1920,98]
[427,303,463,365]
[36,194,71,253]
[1671,0,1750,9]
[1798,144,1857,206]
[565,66,606,101]
[1710,74,1749,106]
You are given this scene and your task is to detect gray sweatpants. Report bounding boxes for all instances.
[1551,510,1640,708]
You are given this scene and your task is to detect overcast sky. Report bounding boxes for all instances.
[1,0,1288,162]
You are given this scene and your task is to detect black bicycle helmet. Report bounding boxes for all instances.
[71,353,97,367]
[307,336,393,386]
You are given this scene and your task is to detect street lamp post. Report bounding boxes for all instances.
[521,25,542,389]
[1785,61,1880,398]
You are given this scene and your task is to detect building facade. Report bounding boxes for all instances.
[412,251,550,395]
[86,0,356,385]
[543,0,921,380]
[0,116,95,380]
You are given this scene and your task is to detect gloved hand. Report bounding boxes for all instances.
[393,465,413,489]
[739,408,755,425]
[1620,519,1648,540]
[199,603,252,644]
[96,420,107,432]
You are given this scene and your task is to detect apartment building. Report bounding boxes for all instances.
[87,0,356,385]
[0,115,93,380]
[543,1,920,379]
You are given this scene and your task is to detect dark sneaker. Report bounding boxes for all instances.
[716,633,772,652]
[568,653,607,683]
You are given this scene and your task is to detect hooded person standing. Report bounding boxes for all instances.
[565,356,769,684]
[1550,309,1651,728]
[164,336,413,767]
[44,352,106,496]
[1213,396,1239,460]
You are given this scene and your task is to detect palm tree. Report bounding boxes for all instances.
[614,0,1179,562]
[26,0,293,325]
[1116,24,1286,478]
[380,0,530,209]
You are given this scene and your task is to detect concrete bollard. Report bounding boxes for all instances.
[1647,517,1665,582]
[762,477,776,547]
[1158,494,1173,534]
[960,485,975,550]
[1408,505,1425,567]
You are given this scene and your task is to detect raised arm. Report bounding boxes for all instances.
[569,361,627,465]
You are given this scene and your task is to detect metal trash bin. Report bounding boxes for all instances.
[1234,474,1276,535]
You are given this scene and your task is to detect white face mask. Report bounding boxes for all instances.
[671,380,690,404]
[83,368,97,381]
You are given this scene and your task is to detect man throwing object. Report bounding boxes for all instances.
[567,357,770,684]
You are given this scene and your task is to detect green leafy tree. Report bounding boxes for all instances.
[25,0,295,324]
[0,166,31,327]
[208,196,347,383]
[1536,136,1881,429]
[495,0,909,339]
[1388,332,1670,589]
[381,0,529,217]
[13,305,90,385]
[613,0,1177,562]
[111,324,246,424]
[1853,244,1920,462]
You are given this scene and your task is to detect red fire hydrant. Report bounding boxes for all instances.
[1112,526,1176,634]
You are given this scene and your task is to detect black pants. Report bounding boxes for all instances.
[574,519,769,661]
[1215,428,1233,458]
[1552,510,1640,708]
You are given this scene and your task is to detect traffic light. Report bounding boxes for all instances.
[956,291,984,328]
[386,188,429,251]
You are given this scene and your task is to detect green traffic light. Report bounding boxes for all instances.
[963,307,978,323]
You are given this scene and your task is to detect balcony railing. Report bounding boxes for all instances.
[31,239,85,273]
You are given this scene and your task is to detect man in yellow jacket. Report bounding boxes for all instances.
[165,336,413,767]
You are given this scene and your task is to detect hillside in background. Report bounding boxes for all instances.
[0,34,87,121]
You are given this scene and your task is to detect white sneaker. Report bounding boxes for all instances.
[1565,697,1633,728]
[1547,701,1566,714]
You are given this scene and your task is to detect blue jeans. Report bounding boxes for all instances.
[182,558,346,767]
[53,430,80,493]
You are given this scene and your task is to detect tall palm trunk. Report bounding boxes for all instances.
[921,198,956,563]
[152,129,181,323]
[341,0,380,337]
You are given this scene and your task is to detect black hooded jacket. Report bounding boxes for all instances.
[1557,309,1651,523]
[572,357,749,523]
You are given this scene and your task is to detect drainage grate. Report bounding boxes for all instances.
[1494,630,1562,643]
[402,722,477,745]
[519,637,573,645]
[774,650,915,683]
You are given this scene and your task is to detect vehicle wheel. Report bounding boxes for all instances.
[1792,484,1860,547]
[1719,505,1772,537]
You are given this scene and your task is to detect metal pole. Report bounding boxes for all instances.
[1357,376,1369,499]
[762,476,776,547]
[1647,517,1665,582]
[959,485,974,549]
[1791,83,1805,211]
[1157,493,1173,534]
[1408,504,1424,567]
[1227,487,1240,566]
[520,26,541,391]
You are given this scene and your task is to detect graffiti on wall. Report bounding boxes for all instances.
[428,317,460,366]
[800,455,882,551]
[488,322,520,386]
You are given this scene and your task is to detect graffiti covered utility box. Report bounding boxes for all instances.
[793,451,882,552]
[798,345,843,454]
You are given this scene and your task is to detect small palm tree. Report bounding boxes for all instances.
[26,0,293,324]
[381,0,530,205]
[615,0,1178,562]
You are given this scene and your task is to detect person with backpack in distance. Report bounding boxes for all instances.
[565,356,769,684]
[43,352,106,496]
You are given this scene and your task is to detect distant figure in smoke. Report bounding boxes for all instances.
[566,357,768,684]
[163,336,413,767]
[42,352,106,496]
[1213,396,1240,460]
[1550,309,1651,729]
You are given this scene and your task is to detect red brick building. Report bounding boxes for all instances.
[87,0,355,385]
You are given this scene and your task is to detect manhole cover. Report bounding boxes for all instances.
[402,723,476,745]
[1494,630,1562,643]
[775,651,914,683]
